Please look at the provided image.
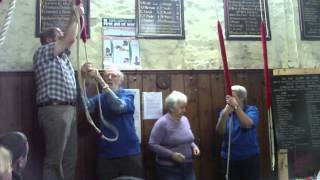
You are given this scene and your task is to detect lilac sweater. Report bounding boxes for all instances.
[148,113,197,166]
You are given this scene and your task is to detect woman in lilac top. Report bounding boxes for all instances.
[149,91,200,180]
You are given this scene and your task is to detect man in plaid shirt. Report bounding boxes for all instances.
[33,4,84,180]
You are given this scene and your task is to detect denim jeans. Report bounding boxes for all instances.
[156,162,196,180]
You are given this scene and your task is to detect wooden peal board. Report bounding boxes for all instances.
[36,0,90,37]
[272,68,320,180]
[224,0,271,40]
[136,0,185,39]
[298,0,320,40]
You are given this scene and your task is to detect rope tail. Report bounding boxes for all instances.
[225,114,233,180]
[74,6,119,142]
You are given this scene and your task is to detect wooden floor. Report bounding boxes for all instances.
[0,70,278,180]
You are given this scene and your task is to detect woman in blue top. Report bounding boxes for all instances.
[216,85,260,180]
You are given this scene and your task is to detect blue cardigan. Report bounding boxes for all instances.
[220,105,260,161]
[88,89,140,158]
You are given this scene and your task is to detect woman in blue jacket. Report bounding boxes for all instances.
[216,85,260,180]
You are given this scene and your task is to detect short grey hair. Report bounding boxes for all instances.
[104,66,124,81]
[232,85,247,101]
[165,91,187,110]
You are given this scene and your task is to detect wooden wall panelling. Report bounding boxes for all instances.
[76,133,97,180]
[249,71,277,180]
[183,72,201,179]
[0,73,22,132]
[122,73,129,88]
[76,75,99,180]
[210,72,226,179]
[127,72,142,89]
[141,73,157,179]
[20,73,36,139]
[127,72,145,177]
[20,72,43,180]
[156,73,172,110]
[247,71,267,179]
[197,72,215,180]
[170,73,184,92]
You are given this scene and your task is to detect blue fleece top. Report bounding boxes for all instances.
[88,89,140,158]
[220,105,260,161]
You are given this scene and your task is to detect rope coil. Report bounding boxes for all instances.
[74,6,119,142]
[0,0,16,46]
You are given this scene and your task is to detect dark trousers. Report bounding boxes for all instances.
[223,155,260,180]
[156,162,196,180]
[97,154,143,180]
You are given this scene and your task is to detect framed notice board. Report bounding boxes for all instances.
[136,0,185,39]
[224,0,271,40]
[271,69,320,179]
[298,0,320,40]
[36,0,90,37]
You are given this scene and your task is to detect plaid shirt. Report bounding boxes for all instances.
[33,42,77,104]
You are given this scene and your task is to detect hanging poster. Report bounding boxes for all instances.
[102,18,141,70]
[143,92,163,120]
